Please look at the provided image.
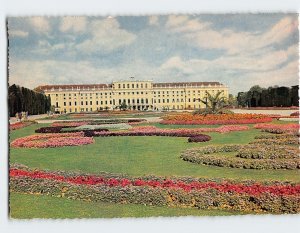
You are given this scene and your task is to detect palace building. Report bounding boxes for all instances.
[35,79,229,113]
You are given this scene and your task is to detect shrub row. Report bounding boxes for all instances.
[181,145,300,170]
[9,165,300,214]
[250,138,299,146]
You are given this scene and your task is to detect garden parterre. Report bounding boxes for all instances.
[9,112,300,217]
[9,164,300,214]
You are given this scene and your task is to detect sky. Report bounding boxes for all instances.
[7,14,299,94]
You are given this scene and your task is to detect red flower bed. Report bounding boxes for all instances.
[10,121,34,130]
[9,168,300,196]
[161,113,272,125]
[10,132,94,148]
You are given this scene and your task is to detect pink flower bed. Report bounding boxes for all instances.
[254,123,300,134]
[93,125,249,137]
[11,132,94,148]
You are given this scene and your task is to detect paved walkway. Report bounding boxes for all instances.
[231,109,297,116]
[10,114,48,124]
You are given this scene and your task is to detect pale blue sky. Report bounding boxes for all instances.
[8,14,299,94]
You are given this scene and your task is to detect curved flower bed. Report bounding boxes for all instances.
[250,138,299,146]
[9,164,300,214]
[10,121,35,130]
[254,123,299,134]
[236,145,299,159]
[161,113,273,125]
[11,132,94,148]
[181,145,300,170]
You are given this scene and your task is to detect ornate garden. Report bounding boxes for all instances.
[9,111,300,218]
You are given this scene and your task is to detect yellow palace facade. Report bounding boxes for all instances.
[36,80,229,113]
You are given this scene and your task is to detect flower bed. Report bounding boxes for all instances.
[290,111,299,117]
[35,126,109,134]
[9,164,300,214]
[11,132,94,148]
[254,123,299,134]
[161,113,273,125]
[188,135,211,143]
[236,145,299,159]
[92,125,249,137]
[10,121,35,131]
[181,145,300,170]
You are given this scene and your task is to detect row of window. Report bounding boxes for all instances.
[116,83,149,89]
[58,97,208,107]
[51,89,225,98]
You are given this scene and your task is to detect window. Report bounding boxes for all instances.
[123,84,125,88]
[75,102,77,106]
[101,101,103,105]
[128,99,130,104]
[118,84,121,88]
[141,84,143,88]
[132,99,135,104]
[132,84,134,88]
[137,99,139,104]
[145,84,148,88]
[90,101,92,105]
[145,99,148,104]
[56,102,58,107]
[127,84,130,88]
[141,99,144,104]
[56,94,58,97]
[64,102,66,106]
[119,99,122,104]
[69,102,71,106]
[96,101,98,105]
[86,101,88,105]
[81,101,83,105]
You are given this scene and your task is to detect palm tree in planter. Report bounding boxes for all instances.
[194,90,228,114]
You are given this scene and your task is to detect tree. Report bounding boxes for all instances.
[194,90,227,114]
[119,101,128,111]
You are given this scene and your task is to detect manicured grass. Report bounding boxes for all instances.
[10,192,245,218]
[9,123,299,182]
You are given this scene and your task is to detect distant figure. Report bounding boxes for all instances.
[25,111,28,120]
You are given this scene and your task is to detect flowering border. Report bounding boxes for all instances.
[9,164,300,214]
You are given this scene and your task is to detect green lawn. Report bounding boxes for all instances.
[10,192,246,218]
[9,123,299,182]
[9,120,300,218]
